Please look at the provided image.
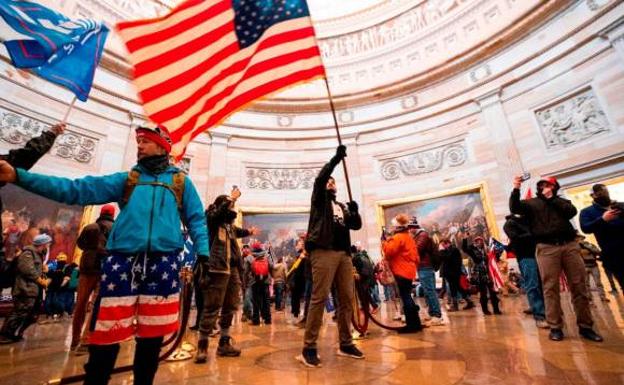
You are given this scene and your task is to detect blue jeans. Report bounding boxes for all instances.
[370,283,381,308]
[243,286,253,319]
[518,258,545,320]
[418,267,441,318]
[274,282,285,310]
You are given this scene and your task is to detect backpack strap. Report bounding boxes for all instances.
[121,170,141,209]
[172,172,186,213]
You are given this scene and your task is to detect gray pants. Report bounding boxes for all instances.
[585,265,607,300]
[1,296,37,338]
[535,242,593,330]
[303,249,355,349]
[198,271,241,340]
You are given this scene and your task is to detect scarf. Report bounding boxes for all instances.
[138,154,170,174]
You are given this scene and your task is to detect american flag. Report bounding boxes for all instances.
[116,0,325,156]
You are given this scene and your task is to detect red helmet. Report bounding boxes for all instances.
[537,177,560,190]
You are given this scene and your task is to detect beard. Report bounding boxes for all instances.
[594,196,611,207]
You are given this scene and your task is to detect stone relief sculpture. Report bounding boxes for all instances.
[535,88,610,149]
[380,141,467,180]
[0,109,98,164]
[319,0,466,60]
[246,167,321,190]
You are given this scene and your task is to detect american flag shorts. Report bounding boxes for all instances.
[89,253,181,345]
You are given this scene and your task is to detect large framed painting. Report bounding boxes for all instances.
[238,208,309,260]
[376,183,498,247]
[1,183,86,262]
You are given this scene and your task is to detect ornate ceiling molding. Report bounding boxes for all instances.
[246,165,322,190]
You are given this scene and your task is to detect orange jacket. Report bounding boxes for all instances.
[382,230,420,280]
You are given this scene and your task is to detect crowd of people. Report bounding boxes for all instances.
[0,122,622,384]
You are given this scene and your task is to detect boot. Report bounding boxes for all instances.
[217,336,241,357]
[133,337,163,385]
[194,339,208,364]
[463,300,475,310]
[448,299,459,312]
[83,344,120,385]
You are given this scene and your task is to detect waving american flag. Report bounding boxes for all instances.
[117,0,325,157]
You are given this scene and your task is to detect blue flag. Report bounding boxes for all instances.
[0,1,109,101]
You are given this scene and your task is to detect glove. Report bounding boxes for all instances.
[346,200,359,212]
[335,145,347,159]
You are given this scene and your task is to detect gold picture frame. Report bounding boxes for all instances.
[375,182,499,241]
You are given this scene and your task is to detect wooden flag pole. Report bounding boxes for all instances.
[322,76,354,202]
[61,96,77,124]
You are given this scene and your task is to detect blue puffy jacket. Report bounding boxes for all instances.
[16,165,209,256]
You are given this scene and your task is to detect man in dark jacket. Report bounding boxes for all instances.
[503,214,548,328]
[298,145,363,368]
[439,239,474,311]
[195,188,259,364]
[580,184,624,296]
[0,123,62,264]
[510,176,602,342]
[71,204,115,352]
[0,233,52,343]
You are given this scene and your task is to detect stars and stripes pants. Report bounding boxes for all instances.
[89,253,180,345]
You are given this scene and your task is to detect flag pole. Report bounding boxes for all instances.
[61,96,77,124]
[322,76,354,203]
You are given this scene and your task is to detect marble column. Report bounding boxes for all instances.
[205,131,231,203]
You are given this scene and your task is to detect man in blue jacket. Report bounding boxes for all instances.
[0,125,209,385]
[580,184,624,296]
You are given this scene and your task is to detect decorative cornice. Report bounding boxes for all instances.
[246,166,321,190]
[0,107,99,165]
[378,140,468,180]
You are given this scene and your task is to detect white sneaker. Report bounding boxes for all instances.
[429,317,447,326]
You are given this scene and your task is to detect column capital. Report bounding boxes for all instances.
[209,130,231,145]
[474,88,502,110]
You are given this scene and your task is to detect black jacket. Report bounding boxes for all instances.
[509,188,577,244]
[0,131,57,249]
[76,214,114,275]
[305,154,361,253]
[503,215,536,259]
[440,245,462,279]
[580,202,624,271]
[205,201,250,274]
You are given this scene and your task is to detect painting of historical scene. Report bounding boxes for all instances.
[241,212,309,260]
[1,184,84,262]
[382,190,490,247]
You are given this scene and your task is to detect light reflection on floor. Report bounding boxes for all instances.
[1,292,623,385]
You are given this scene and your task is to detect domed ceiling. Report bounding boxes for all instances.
[52,0,569,115]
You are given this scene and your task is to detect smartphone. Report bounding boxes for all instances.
[520,172,531,182]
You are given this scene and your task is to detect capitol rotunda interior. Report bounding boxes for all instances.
[1,0,624,384]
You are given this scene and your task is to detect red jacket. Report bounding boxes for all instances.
[382,230,419,280]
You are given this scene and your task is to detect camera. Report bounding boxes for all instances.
[520,172,531,182]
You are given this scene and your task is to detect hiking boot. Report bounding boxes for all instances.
[579,328,603,342]
[493,309,503,315]
[523,308,533,315]
[429,316,447,326]
[397,326,422,334]
[297,347,321,368]
[194,339,208,364]
[217,336,241,357]
[535,319,550,329]
[549,328,564,341]
[463,301,475,310]
[337,344,365,359]
[482,309,492,316]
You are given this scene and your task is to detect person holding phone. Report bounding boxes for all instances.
[510,175,602,342]
[580,184,624,297]
[195,186,260,363]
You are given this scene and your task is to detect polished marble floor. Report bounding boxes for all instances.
[1,292,623,385]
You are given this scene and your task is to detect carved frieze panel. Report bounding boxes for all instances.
[379,141,468,180]
[534,88,611,149]
[0,108,99,165]
[246,167,321,190]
